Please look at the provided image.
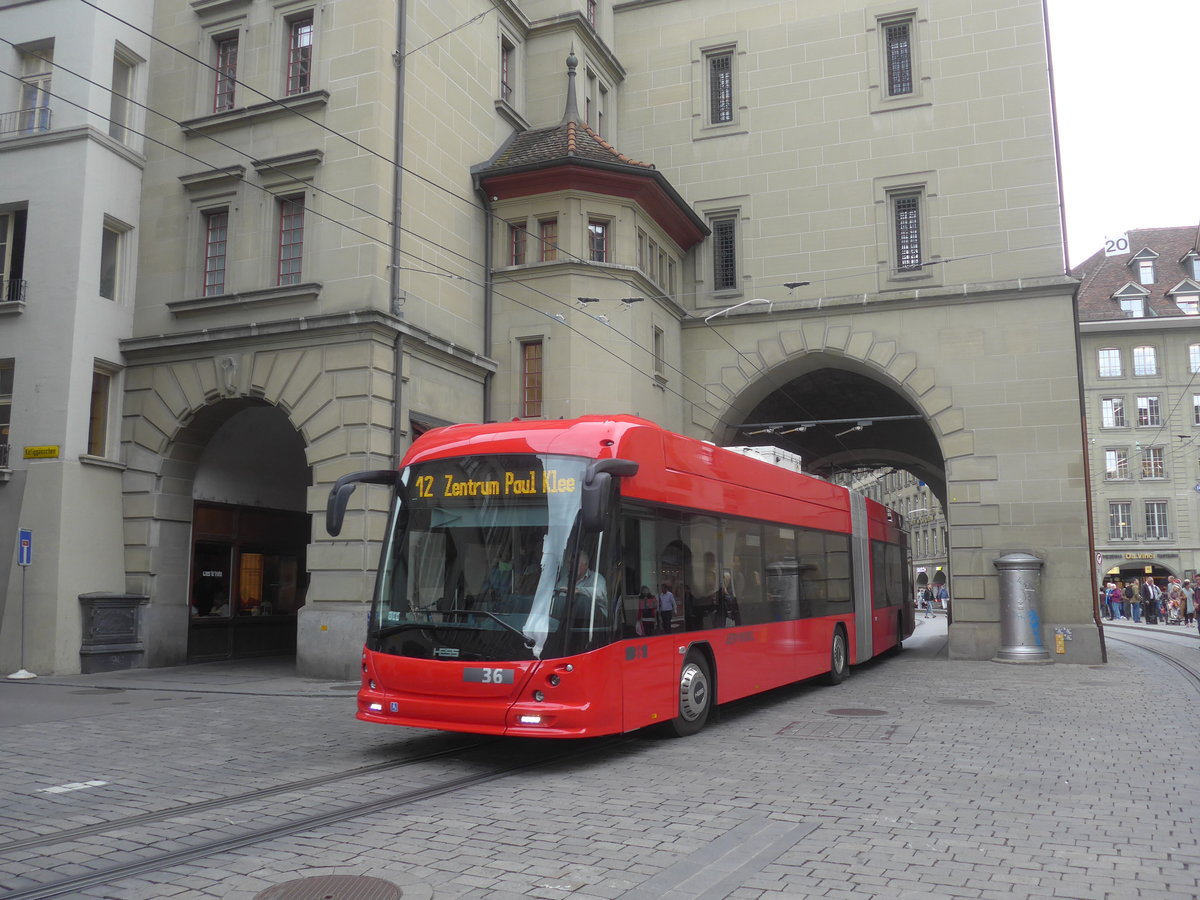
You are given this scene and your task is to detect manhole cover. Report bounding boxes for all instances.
[935,698,998,707]
[255,875,404,900]
[825,707,888,717]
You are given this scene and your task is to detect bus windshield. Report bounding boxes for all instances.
[368,454,613,661]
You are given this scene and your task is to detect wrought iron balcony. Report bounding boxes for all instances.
[0,107,52,136]
[1,279,26,304]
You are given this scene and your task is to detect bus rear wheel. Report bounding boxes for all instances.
[822,627,848,685]
[670,652,712,737]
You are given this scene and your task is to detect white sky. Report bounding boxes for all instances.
[1046,0,1200,267]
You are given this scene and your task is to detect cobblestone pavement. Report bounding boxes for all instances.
[2,616,1198,900]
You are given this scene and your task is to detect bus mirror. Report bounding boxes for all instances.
[325,470,398,536]
[582,458,639,532]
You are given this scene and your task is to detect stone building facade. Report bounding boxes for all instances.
[1075,225,1200,592]
[0,0,1099,678]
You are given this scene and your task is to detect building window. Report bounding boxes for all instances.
[1101,397,1125,428]
[1191,344,1200,374]
[214,35,238,112]
[1098,348,1121,377]
[109,53,134,143]
[19,46,53,133]
[203,209,229,296]
[1118,296,1145,318]
[0,209,27,304]
[1141,446,1165,479]
[508,222,525,266]
[1109,502,1132,540]
[648,239,658,283]
[712,216,737,291]
[0,360,12,460]
[653,326,665,376]
[88,367,112,457]
[708,50,734,125]
[1194,394,1200,426]
[893,192,922,271]
[1133,345,1157,376]
[521,340,542,418]
[883,18,914,96]
[1191,255,1200,280]
[1145,501,1168,539]
[286,17,314,96]
[500,37,515,103]
[277,196,305,285]
[1137,259,1155,285]
[587,219,609,262]
[1136,396,1161,427]
[539,218,557,261]
[1142,448,1161,482]
[637,229,646,271]
[99,221,125,300]
[1177,295,1200,315]
[587,0,596,28]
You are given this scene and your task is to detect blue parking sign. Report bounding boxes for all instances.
[17,528,31,567]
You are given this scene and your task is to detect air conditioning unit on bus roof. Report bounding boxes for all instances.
[723,445,804,474]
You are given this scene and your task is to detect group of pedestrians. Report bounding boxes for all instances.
[1103,575,1196,627]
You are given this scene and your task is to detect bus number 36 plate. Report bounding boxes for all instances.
[463,667,514,684]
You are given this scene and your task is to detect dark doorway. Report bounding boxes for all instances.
[187,502,309,661]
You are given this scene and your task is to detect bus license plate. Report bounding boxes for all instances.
[463,667,515,684]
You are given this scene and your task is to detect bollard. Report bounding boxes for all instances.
[992,552,1051,663]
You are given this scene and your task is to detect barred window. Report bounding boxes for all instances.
[708,51,733,124]
[893,193,922,271]
[1109,502,1132,540]
[521,340,542,418]
[712,217,737,290]
[884,19,913,96]
[1101,397,1125,428]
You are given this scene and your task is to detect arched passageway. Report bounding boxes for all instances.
[184,402,311,661]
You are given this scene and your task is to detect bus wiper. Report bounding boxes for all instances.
[437,608,537,649]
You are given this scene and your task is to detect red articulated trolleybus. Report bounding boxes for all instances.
[326,415,913,738]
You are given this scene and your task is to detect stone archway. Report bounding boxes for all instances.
[120,333,397,669]
[680,300,1100,664]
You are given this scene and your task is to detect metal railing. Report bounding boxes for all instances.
[2,279,26,304]
[0,107,52,136]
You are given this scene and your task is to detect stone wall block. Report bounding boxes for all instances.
[845,330,875,362]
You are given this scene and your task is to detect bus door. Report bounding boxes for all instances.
[850,494,874,664]
[619,512,678,731]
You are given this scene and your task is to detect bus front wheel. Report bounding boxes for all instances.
[670,652,712,737]
[822,627,848,685]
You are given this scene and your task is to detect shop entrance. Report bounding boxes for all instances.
[188,502,309,661]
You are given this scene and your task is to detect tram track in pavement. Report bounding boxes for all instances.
[1105,631,1200,696]
[0,735,628,900]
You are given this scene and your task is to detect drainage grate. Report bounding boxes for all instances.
[778,720,913,743]
[255,875,404,900]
